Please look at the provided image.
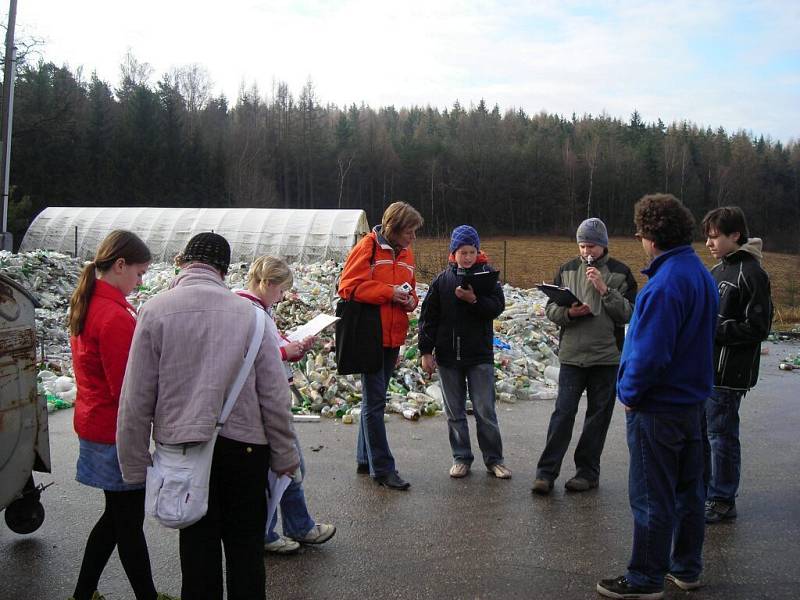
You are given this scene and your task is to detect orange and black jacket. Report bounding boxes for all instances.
[338,226,418,348]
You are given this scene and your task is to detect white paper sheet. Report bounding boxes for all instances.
[286,313,339,342]
[267,470,293,526]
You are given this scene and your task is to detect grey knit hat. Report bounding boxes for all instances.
[576,218,609,247]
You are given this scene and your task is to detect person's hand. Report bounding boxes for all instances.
[392,285,410,304]
[454,284,477,304]
[421,353,437,375]
[300,336,316,352]
[567,302,592,318]
[401,295,416,311]
[586,266,609,295]
[284,341,306,360]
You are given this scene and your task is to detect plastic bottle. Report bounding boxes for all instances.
[544,365,560,383]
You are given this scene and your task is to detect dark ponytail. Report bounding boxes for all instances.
[68,230,151,336]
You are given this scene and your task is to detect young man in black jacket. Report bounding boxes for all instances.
[701,206,773,524]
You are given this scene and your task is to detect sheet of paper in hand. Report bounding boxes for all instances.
[287,313,339,341]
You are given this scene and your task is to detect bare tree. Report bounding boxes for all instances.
[337,153,354,208]
[119,48,153,88]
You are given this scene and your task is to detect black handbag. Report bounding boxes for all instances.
[335,240,383,375]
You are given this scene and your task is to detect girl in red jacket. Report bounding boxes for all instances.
[338,202,423,490]
[68,231,173,600]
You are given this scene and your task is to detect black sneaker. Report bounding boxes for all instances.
[596,575,664,599]
[356,463,370,475]
[665,573,703,591]
[375,471,410,490]
[705,500,737,524]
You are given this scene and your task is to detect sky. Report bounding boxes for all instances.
[13,0,800,143]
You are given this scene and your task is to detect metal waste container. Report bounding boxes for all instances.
[0,272,51,534]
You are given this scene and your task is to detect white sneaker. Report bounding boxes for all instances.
[292,523,336,545]
[264,535,300,554]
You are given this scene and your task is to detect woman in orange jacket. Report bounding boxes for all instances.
[338,202,423,490]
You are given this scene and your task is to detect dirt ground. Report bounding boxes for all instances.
[413,236,800,329]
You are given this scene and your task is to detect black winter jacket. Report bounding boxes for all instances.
[710,239,773,390]
[418,261,505,368]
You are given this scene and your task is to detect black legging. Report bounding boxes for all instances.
[73,488,157,600]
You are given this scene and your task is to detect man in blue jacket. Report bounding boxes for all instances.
[597,195,719,600]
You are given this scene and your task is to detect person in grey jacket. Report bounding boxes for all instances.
[532,218,637,495]
[701,207,773,524]
[117,232,299,600]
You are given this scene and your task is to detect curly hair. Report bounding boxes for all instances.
[634,194,696,251]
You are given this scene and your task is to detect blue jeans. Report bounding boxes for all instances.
[625,405,705,590]
[265,439,315,542]
[438,363,504,467]
[535,364,618,482]
[357,347,400,477]
[704,387,745,504]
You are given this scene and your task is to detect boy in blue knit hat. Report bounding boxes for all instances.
[418,225,511,479]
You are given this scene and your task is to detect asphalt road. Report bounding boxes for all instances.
[2,341,799,599]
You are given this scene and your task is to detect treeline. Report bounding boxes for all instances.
[5,58,800,252]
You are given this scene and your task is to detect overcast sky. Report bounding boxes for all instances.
[14,0,800,143]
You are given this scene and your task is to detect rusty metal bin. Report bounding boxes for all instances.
[0,272,51,534]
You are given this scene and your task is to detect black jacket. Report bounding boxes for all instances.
[418,260,505,368]
[710,239,773,390]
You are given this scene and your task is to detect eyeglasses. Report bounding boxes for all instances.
[634,232,644,241]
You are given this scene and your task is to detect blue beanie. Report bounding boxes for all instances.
[449,225,480,253]
[576,218,609,247]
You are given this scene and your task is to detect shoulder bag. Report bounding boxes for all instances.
[335,238,383,375]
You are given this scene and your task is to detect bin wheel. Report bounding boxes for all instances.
[4,497,45,534]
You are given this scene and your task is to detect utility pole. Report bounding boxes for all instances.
[1,0,18,251]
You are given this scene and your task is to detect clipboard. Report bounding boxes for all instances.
[537,283,582,307]
[460,270,500,295]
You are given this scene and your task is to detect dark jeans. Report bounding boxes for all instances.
[535,364,618,482]
[625,405,705,590]
[179,435,270,600]
[73,489,157,600]
[438,363,504,467]
[357,347,400,477]
[704,387,745,504]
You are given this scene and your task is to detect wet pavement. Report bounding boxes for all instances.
[2,341,799,599]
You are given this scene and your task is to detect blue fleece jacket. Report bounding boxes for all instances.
[617,246,718,412]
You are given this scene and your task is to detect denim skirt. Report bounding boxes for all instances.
[76,438,144,491]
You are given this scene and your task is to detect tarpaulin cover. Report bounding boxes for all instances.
[20,207,369,263]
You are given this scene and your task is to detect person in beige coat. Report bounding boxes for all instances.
[117,232,298,600]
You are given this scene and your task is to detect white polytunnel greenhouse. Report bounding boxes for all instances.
[20,207,370,263]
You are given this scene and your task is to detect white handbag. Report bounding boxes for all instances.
[145,307,266,529]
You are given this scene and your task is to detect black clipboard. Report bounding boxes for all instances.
[460,270,500,295]
[537,283,582,307]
